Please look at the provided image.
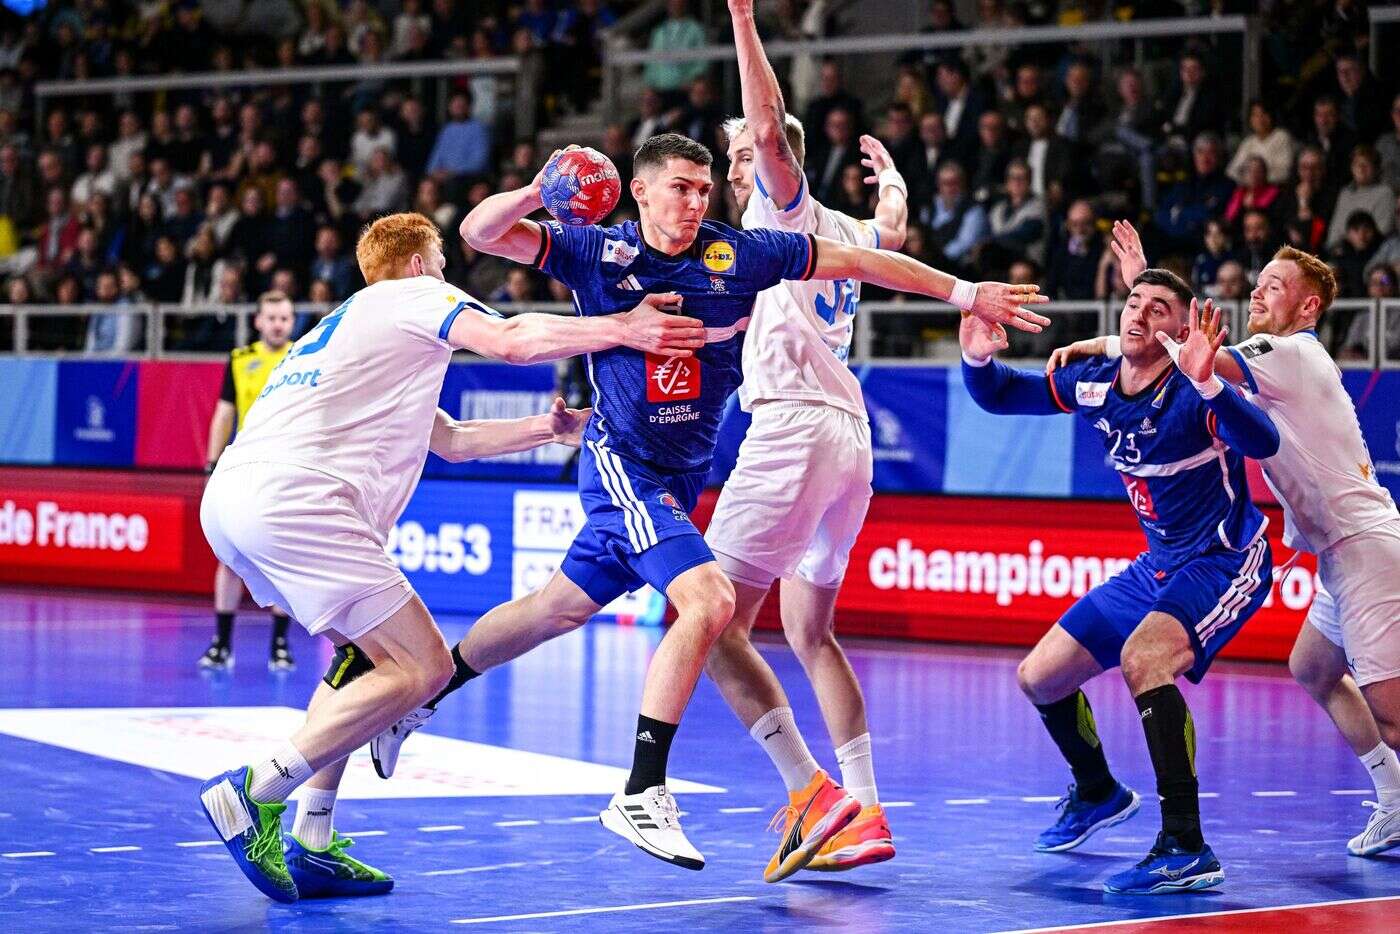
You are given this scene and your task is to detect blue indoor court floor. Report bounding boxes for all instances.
[0,587,1397,933]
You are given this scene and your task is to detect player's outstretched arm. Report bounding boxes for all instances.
[729,0,803,209]
[959,314,1064,416]
[861,135,908,251]
[809,236,1051,332]
[447,292,705,364]
[428,399,590,463]
[459,161,556,264]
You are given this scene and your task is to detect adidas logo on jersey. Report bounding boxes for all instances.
[617,275,643,291]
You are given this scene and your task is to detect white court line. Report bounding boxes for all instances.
[883,801,915,807]
[1198,792,1219,798]
[563,815,599,823]
[3,851,55,858]
[995,893,1400,933]
[424,861,529,877]
[946,798,990,805]
[344,830,387,837]
[451,895,757,925]
[91,846,141,853]
[719,807,764,814]
[1021,796,1061,803]
[1252,791,1297,797]
[493,819,539,827]
[419,825,465,832]
[175,841,221,848]
[1332,789,1370,795]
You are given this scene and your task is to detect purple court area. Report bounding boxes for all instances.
[0,587,1396,932]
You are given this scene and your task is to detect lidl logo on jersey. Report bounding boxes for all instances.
[1075,381,1111,407]
[702,240,736,274]
[645,353,700,402]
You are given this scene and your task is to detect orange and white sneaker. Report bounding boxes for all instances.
[805,804,896,872]
[762,770,861,883]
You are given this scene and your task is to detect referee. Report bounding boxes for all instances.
[198,290,297,673]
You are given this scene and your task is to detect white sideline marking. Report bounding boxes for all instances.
[343,830,386,837]
[1332,789,1370,795]
[3,851,55,858]
[719,807,763,814]
[996,894,1400,932]
[565,815,599,823]
[946,798,990,805]
[493,819,539,827]
[1198,792,1219,798]
[883,801,915,807]
[1252,791,1297,797]
[451,895,757,925]
[425,861,529,877]
[419,825,465,832]
[175,841,221,848]
[1021,796,1061,803]
[91,846,141,853]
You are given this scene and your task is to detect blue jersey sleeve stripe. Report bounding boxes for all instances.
[873,223,881,251]
[438,300,470,341]
[753,172,804,213]
[1226,347,1258,394]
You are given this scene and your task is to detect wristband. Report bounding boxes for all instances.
[1189,374,1224,399]
[204,461,218,475]
[949,278,978,311]
[961,351,992,367]
[1103,335,1122,358]
[876,167,907,199]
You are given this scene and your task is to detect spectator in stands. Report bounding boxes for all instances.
[830,163,872,218]
[913,112,948,207]
[1307,95,1357,184]
[1224,156,1280,229]
[674,77,724,152]
[65,227,105,299]
[43,109,78,177]
[903,0,964,76]
[894,65,935,120]
[979,159,1046,273]
[1374,91,1400,191]
[0,143,37,232]
[414,177,456,230]
[36,149,70,197]
[227,187,270,267]
[804,59,865,141]
[1332,209,1381,298]
[312,158,361,227]
[83,269,137,351]
[969,110,1012,205]
[1055,59,1103,148]
[629,87,672,151]
[143,235,186,303]
[1192,218,1238,290]
[108,112,146,186]
[1045,199,1100,300]
[556,0,617,113]
[1153,132,1234,255]
[1228,101,1296,186]
[1328,145,1394,250]
[925,162,988,274]
[237,142,284,213]
[1365,194,1400,278]
[1162,51,1224,147]
[1002,64,1048,136]
[203,182,238,248]
[182,226,227,306]
[644,0,707,104]
[71,144,116,207]
[1334,52,1387,144]
[1015,102,1076,212]
[35,187,81,278]
[934,59,985,166]
[350,108,397,178]
[123,193,164,270]
[1206,260,1249,301]
[169,104,205,176]
[426,90,491,188]
[163,185,202,246]
[391,0,432,59]
[491,266,539,305]
[266,178,315,275]
[1274,145,1335,254]
[354,148,409,217]
[1093,66,1162,208]
[446,239,510,301]
[395,97,436,180]
[310,225,359,299]
[1239,208,1279,283]
[600,123,635,194]
[881,102,924,200]
[806,105,861,204]
[1338,263,1399,361]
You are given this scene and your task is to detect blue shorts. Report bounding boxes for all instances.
[1059,535,1273,684]
[559,440,714,606]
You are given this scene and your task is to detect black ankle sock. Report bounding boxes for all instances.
[215,612,234,646]
[625,715,678,795]
[425,644,480,709]
[1134,684,1204,850]
[1035,691,1117,803]
[270,613,290,644]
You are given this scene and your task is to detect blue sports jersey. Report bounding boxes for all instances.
[533,218,816,472]
[1045,357,1266,571]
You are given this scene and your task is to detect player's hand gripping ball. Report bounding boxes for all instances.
[539,147,622,226]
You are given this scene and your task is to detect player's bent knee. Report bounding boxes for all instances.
[1287,645,1329,695]
[414,644,454,703]
[1016,658,1057,705]
[787,626,838,664]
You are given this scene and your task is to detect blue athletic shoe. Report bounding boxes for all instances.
[1035,782,1141,852]
[285,832,394,898]
[1103,833,1224,894]
[198,766,298,903]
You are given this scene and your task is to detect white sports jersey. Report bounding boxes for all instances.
[738,175,876,420]
[217,275,492,538]
[1229,329,1399,553]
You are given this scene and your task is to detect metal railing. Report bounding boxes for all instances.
[2,299,1393,368]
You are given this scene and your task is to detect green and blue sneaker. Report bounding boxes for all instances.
[285,832,394,898]
[198,766,298,903]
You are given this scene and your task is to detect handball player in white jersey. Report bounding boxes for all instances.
[701,0,908,880]
[1054,229,1400,857]
[195,212,703,902]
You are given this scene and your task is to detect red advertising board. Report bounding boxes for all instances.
[0,467,216,593]
[694,492,1313,663]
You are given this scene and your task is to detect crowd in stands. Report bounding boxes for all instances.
[0,0,1397,360]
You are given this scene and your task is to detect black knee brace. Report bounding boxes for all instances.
[323,641,375,689]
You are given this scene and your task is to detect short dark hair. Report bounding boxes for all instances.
[1131,268,1193,308]
[633,133,712,175]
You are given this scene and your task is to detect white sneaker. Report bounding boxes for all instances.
[599,785,704,870]
[1348,800,1400,856]
[370,706,434,779]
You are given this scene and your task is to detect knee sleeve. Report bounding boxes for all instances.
[323,641,375,689]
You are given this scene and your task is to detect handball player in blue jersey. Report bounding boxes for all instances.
[367,132,1050,870]
[960,269,1281,894]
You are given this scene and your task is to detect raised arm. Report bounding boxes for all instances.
[445,292,706,365]
[729,0,803,208]
[959,315,1064,415]
[809,235,1051,332]
[860,134,907,251]
[458,183,546,265]
[428,398,589,463]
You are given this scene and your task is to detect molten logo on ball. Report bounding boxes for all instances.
[541,148,622,226]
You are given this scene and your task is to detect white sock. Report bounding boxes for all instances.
[835,733,879,807]
[291,786,338,850]
[247,741,312,803]
[1360,742,1400,807]
[749,707,820,793]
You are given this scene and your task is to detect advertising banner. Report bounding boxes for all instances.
[134,361,224,469]
[0,358,56,464]
[52,361,139,467]
[427,363,573,482]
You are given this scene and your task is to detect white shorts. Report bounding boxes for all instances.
[1308,520,1400,687]
[200,462,414,641]
[705,401,873,589]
